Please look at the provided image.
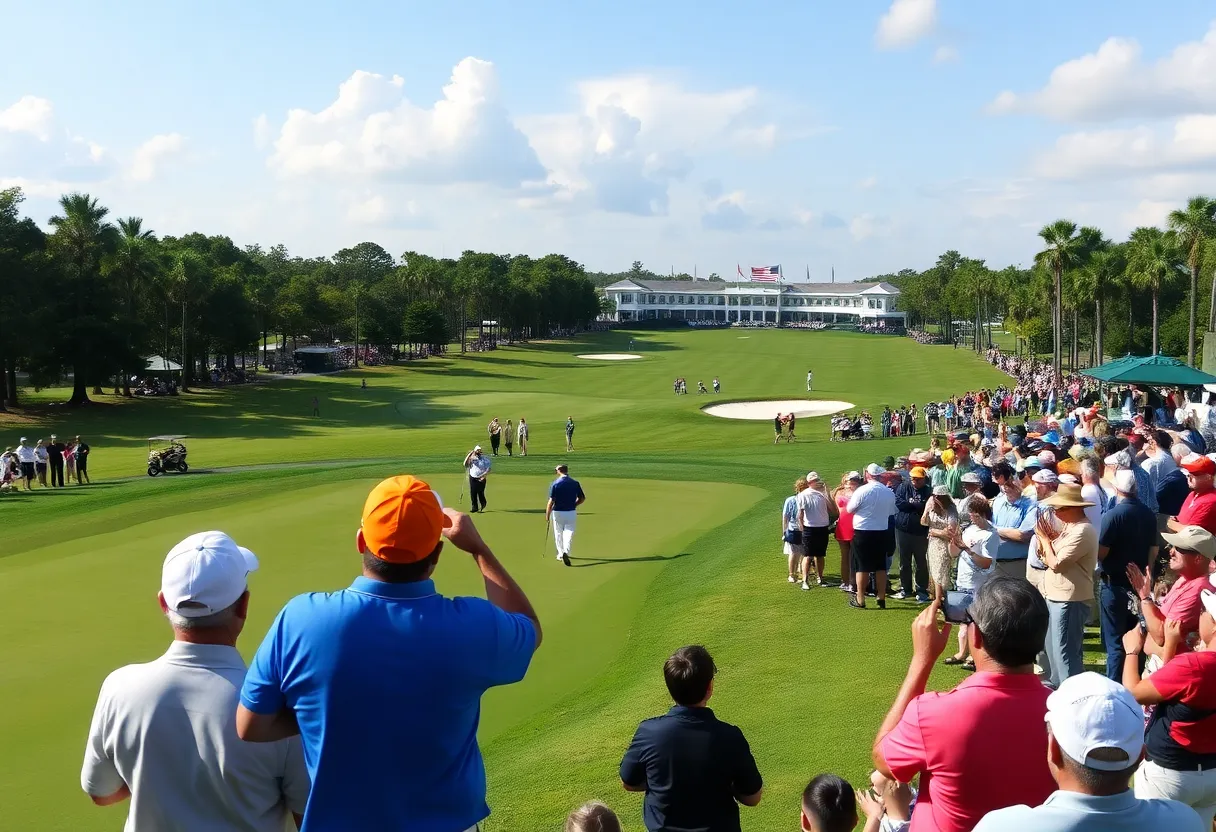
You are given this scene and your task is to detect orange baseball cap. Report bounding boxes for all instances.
[361,475,453,563]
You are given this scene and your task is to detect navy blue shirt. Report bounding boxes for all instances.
[1158,468,1191,518]
[1098,497,1158,588]
[893,481,931,536]
[240,577,537,831]
[620,705,762,832]
[548,475,585,512]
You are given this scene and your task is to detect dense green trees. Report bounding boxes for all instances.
[0,189,603,407]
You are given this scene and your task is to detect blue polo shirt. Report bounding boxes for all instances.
[973,789,1202,832]
[548,475,585,512]
[620,705,762,832]
[239,577,537,831]
[991,493,1038,561]
[1098,496,1157,588]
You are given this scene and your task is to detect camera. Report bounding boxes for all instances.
[943,590,974,624]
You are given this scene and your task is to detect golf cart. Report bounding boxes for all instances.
[147,435,189,476]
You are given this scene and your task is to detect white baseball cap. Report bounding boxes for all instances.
[806,471,821,483]
[1113,470,1137,494]
[1104,451,1132,469]
[161,531,259,618]
[865,463,884,477]
[1058,473,1079,485]
[1046,672,1144,771]
[961,472,981,484]
[846,470,862,482]
[473,445,482,452]
[1032,469,1059,485]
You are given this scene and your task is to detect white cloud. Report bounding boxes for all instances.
[701,191,751,231]
[858,175,878,189]
[129,133,186,181]
[990,23,1216,121]
[875,0,937,50]
[0,95,55,140]
[849,213,890,241]
[932,45,959,65]
[267,59,545,187]
[1121,199,1174,229]
[1031,115,1216,179]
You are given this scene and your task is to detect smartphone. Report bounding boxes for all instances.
[943,590,975,624]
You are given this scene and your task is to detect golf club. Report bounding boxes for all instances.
[541,515,550,559]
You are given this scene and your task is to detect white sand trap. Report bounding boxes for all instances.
[577,353,642,361]
[737,336,750,339]
[702,399,854,420]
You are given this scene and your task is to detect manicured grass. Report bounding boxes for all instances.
[1,329,1018,831]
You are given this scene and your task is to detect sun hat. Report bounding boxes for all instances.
[1113,470,1137,494]
[1182,455,1216,476]
[161,531,259,618]
[1032,469,1059,485]
[1045,672,1145,772]
[961,472,981,484]
[846,470,862,482]
[1162,526,1216,560]
[1042,483,1093,508]
[1057,458,1079,476]
[865,463,884,477]
[910,466,928,478]
[932,485,951,496]
[361,475,453,564]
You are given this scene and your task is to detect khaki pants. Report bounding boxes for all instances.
[1136,759,1216,827]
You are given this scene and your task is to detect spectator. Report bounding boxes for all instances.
[1123,583,1216,827]
[1035,484,1099,688]
[620,645,763,832]
[1156,444,1194,521]
[566,801,623,832]
[873,577,1056,832]
[1140,429,1178,492]
[798,472,835,589]
[989,461,1039,581]
[945,496,997,668]
[1100,443,1159,514]
[1126,526,1216,667]
[1168,455,1216,535]
[81,532,309,830]
[237,476,541,831]
[974,672,1204,831]
[800,773,856,832]
[847,463,899,610]
[75,434,91,484]
[955,472,984,528]
[893,467,932,603]
[1097,470,1159,680]
[1078,459,1105,530]
[783,478,809,584]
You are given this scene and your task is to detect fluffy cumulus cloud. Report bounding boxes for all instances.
[875,0,937,50]
[1032,115,1216,180]
[0,95,55,140]
[265,60,546,187]
[129,133,186,182]
[990,23,1216,122]
[0,95,114,187]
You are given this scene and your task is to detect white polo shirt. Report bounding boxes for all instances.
[15,444,35,464]
[846,480,897,530]
[81,641,309,832]
[468,454,492,478]
[797,488,831,528]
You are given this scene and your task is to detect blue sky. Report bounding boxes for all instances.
[4,0,1216,278]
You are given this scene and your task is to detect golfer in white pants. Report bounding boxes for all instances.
[546,464,586,567]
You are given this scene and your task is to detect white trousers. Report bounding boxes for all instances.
[552,510,576,557]
[1135,759,1216,826]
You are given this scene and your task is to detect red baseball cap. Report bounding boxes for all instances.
[1183,456,1216,476]
[361,475,452,563]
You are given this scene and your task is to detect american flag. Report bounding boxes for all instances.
[749,265,781,283]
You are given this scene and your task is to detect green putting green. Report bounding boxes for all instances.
[0,328,1015,830]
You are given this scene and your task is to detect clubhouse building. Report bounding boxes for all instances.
[601,279,906,326]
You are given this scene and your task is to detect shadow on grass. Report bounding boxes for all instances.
[569,552,692,568]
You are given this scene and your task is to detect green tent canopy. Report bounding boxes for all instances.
[1081,354,1216,386]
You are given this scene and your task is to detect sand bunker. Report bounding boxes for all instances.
[577,353,642,361]
[702,399,854,420]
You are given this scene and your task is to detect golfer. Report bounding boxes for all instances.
[807,369,813,392]
[546,464,586,567]
[565,417,575,452]
[463,445,492,513]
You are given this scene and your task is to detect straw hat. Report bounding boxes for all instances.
[1042,483,1095,509]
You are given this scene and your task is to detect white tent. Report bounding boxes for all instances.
[144,354,182,373]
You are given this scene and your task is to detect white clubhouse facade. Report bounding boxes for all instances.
[601,279,906,325]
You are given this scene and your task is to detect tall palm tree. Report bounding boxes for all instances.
[103,218,159,396]
[1167,196,1216,365]
[48,193,118,405]
[1128,227,1183,355]
[1035,220,1083,373]
[1077,244,1125,367]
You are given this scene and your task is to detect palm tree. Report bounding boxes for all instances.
[103,218,160,396]
[48,193,118,405]
[1035,220,1083,373]
[168,249,207,391]
[1076,244,1125,366]
[1127,227,1183,355]
[1167,196,1216,365]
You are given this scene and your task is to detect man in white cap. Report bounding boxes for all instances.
[798,471,833,589]
[463,444,492,513]
[80,531,308,829]
[846,463,897,609]
[957,472,983,528]
[1127,525,1216,667]
[974,672,1203,831]
[546,464,586,566]
[1034,483,1098,689]
[1123,577,1216,826]
[14,436,35,490]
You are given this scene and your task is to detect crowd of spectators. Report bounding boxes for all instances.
[859,322,905,335]
[907,329,949,345]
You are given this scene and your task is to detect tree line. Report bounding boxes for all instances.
[0,188,604,409]
[877,196,1216,374]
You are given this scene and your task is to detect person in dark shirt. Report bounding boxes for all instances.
[46,434,66,488]
[620,646,763,832]
[1098,470,1159,681]
[546,465,586,567]
[74,435,91,484]
[892,469,931,602]
[1158,443,1194,519]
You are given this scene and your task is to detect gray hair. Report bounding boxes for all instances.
[970,576,1048,668]
[1173,443,1194,462]
[1081,458,1101,482]
[165,598,240,630]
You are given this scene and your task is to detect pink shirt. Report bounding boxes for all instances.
[1160,574,1209,653]
[881,672,1055,832]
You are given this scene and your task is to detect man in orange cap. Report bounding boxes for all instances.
[237,475,541,832]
